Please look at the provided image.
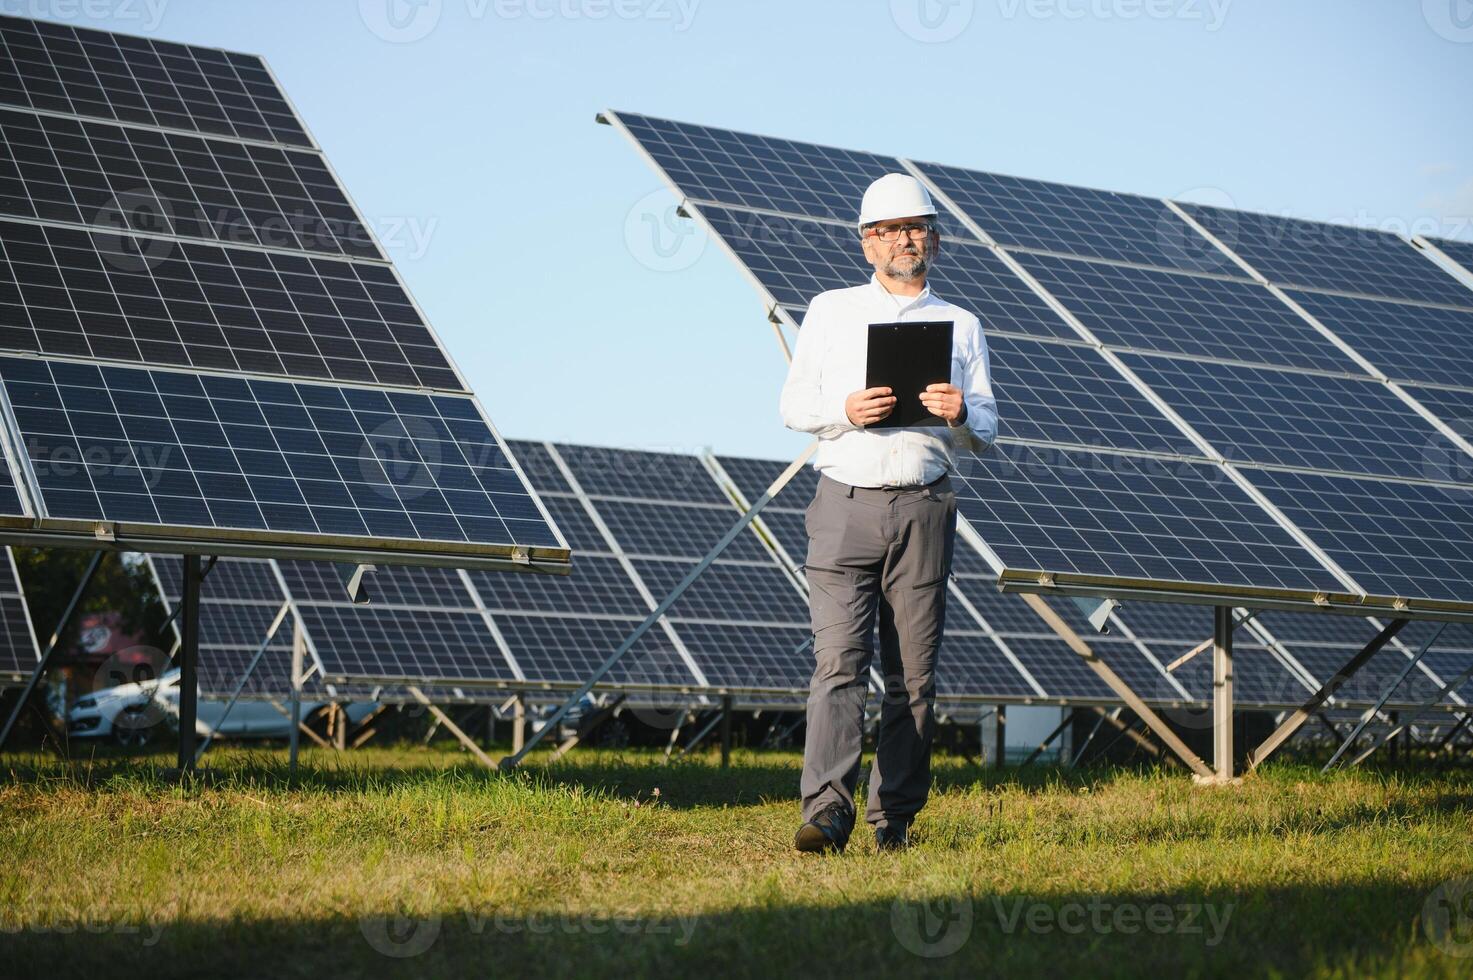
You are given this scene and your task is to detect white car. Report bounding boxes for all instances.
[67,669,369,747]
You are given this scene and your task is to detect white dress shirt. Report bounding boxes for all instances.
[780,275,998,488]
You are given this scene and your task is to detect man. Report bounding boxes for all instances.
[780,173,998,854]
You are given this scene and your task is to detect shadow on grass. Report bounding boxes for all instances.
[2,880,1465,979]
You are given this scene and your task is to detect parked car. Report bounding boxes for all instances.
[67,669,372,747]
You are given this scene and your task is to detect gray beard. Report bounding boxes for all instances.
[884,252,928,281]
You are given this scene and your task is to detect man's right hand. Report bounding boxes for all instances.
[845,387,897,427]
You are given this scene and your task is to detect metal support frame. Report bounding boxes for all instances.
[1022,709,1076,767]
[679,708,725,757]
[1323,623,1448,771]
[498,444,815,770]
[1212,605,1234,779]
[548,693,628,762]
[511,693,526,753]
[1021,593,1214,778]
[1070,707,1116,768]
[1246,618,1408,771]
[993,703,1007,768]
[176,554,202,772]
[719,694,733,768]
[1437,713,1472,754]
[268,700,332,749]
[407,686,496,768]
[193,600,292,763]
[287,620,304,771]
[1091,704,1165,762]
[0,550,103,752]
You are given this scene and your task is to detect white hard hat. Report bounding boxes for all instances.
[857,173,938,231]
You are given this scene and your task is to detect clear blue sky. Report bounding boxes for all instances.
[27,0,1473,461]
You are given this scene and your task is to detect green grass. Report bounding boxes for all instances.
[2,745,1471,978]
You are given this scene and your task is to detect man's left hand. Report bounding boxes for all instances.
[919,383,967,426]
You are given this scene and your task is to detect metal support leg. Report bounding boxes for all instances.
[288,621,304,772]
[1247,618,1408,771]
[1021,594,1214,778]
[1324,623,1448,772]
[1022,709,1075,768]
[177,554,202,773]
[0,551,103,752]
[719,694,733,768]
[1070,707,1115,768]
[407,686,496,768]
[512,693,526,754]
[994,703,1007,768]
[678,709,725,757]
[1213,605,1234,780]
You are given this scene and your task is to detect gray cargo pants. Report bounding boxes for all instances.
[800,473,957,831]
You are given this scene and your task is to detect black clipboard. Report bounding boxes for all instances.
[864,320,954,429]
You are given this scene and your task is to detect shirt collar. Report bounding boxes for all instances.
[869,274,931,311]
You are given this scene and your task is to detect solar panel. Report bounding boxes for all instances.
[0,16,313,147]
[0,16,565,572]
[1425,236,1473,279]
[697,205,1075,339]
[471,556,647,618]
[990,336,1198,455]
[956,444,1345,594]
[658,621,811,691]
[633,558,807,625]
[612,111,907,225]
[296,602,515,686]
[1117,353,1456,480]
[0,107,376,257]
[0,218,455,388]
[0,547,39,685]
[1243,469,1473,604]
[489,613,695,690]
[913,161,1208,270]
[1177,203,1473,308]
[1014,250,1367,374]
[936,631,1042,699]
[0,356,560,552]
[1284,290,1473,390]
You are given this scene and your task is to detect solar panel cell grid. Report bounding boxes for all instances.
[616,112,907,225]
[1244,468,1473,604]
[277,559,473,606]
[990,336,1198,455]
[0,218,459,389]
[490,612,696,688]
[915,161,1209,270]
[470,556,647,617]
[663,621,811,691]
[954,445,1345,593]
[1015,250,1366,374]
[934,631,1040,698]
[0,356,558,550]
[300,604,518,684]
[556,443,729,505]
[1118,352,1455,480]
[592,498,773,562]
[0,16,313,147]
[0,107,376,257]
[1178,203,1473,308]
[1285,290,1473,391]
[633,558,808,625]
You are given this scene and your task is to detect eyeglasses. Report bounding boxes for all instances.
[865,222,935,243]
